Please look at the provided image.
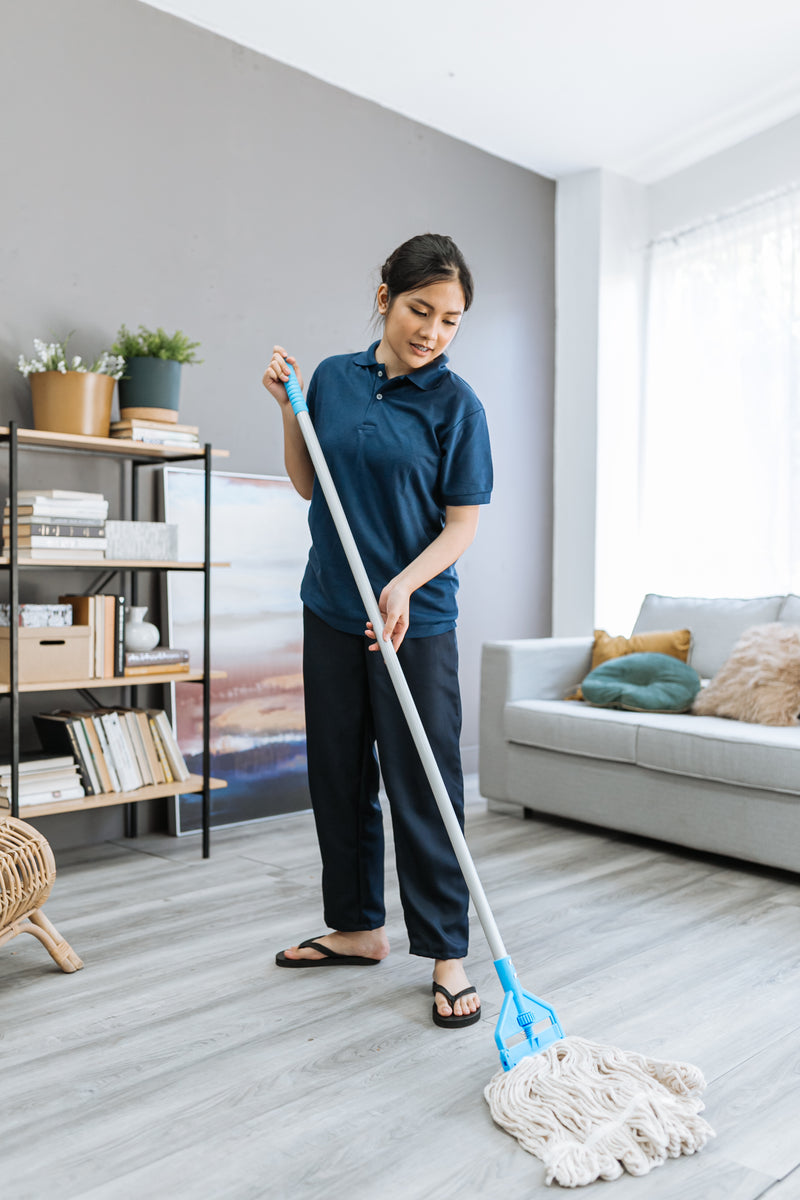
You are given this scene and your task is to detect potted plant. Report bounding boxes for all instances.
[111,325,201,423]
[17,336,125,437]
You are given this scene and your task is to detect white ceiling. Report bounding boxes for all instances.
[139,0,800,183]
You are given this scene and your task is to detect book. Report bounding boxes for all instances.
[97,711,141,791]
[3,535,108,550]
[6,515,106,528]
[0,753,75,776]
[122,712,155,786]
[147,717,174,784]
[132,709,165,783]
[124,662,191,676]
[19,548,106,561]
[32,713,97,794]
[8,505,109,519]
[16,489,105,501]
[1,784,85,812]
[114,595,126,678]
[110,430,200,445]
[78,715,114,794]
[89,714,121,792]
[0,770,82,797]
[3,523,106,538]
[148,709,190,782]
[125,648,189,667]
[111,419,199,435]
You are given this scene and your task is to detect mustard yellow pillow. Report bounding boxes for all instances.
[567,628,692,701]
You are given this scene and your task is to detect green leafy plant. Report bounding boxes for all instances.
[111,324,202,364]
[18,335,125,379]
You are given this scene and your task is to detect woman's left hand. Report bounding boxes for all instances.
[366,579,411,652]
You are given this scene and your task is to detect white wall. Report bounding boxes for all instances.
[553,113,800,637]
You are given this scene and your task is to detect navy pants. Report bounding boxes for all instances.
[303,607,469,960]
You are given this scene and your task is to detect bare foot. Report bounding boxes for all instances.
[433,958,480,1019]
[280,929,390,963]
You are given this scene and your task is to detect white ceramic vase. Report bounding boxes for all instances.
[124,605,160,652]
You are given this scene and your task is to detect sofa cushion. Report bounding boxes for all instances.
[692,623,800,726]
[633,594,784,679]
[582,652,701,713]
[505,699,640,763]
[567,627,691,700]
[636,713,800,796]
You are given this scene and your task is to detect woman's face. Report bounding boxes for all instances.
[376,277,465,378]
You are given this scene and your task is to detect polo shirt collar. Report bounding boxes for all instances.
[354,341,450,390]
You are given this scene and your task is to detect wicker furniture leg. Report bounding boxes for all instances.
[0,815,84,973]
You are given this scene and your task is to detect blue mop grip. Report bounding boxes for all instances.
[283,363,308,415]
[493,955,565,1071]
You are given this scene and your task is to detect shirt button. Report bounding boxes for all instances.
[378,371,384,377]
[376,393,383,400]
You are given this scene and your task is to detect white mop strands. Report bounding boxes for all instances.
[484,1035,715,1188]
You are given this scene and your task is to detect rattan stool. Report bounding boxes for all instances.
[0,815,83,972]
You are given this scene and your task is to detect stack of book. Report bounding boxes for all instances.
[124,647,191,677]
[3,490,108,560]
[0,754,85,811]
[60,594,126,679]
[110,418,200,449]
[33,707,191,796]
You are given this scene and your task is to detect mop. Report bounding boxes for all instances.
[282,365,714,1188]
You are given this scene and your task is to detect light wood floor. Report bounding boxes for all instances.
[4,779,800,1200]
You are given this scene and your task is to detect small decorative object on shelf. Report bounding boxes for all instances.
[123,606,160,653]
[0,603,73,628]
[111,325,201,424]
[17,336,125,437]
[103,520,178,561]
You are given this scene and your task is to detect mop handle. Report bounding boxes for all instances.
[283,365,508,962]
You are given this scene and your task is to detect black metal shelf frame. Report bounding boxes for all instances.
[0,421,214,857]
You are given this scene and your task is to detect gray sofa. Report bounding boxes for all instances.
[479,594,800,874]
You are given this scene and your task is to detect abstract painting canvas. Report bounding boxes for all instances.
[162,467,311,834]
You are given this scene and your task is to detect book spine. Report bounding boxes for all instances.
[115,596,126,678]
[148,718,174,784]
[3,523,106,537]
[153,710,190,781]
[91,716,121,791]
[2,535,108,549]
[124,663,191,676]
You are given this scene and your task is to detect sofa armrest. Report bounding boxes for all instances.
[479,637,593,802]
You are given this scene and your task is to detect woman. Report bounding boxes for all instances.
[263,233,492,1027]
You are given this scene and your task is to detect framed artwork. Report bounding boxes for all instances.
[161,467,311,834]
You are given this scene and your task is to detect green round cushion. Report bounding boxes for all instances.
[581,652,701,713]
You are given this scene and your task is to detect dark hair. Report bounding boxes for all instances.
[379,233,474,313]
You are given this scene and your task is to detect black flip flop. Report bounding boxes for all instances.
[431,981,482,1028]
[275,937,382,968]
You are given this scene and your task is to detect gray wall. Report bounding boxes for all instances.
[0,0,555,845]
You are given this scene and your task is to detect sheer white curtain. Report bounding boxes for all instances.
[637,187,800,603]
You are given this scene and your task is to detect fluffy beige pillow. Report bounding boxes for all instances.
[692,623,800,726]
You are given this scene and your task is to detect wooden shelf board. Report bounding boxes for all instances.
[0,558,229,569]
[10,774,227,818]
[0,669,226,694]
[0,427,228,458]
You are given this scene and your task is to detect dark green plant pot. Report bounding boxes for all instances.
[118,357,182,423]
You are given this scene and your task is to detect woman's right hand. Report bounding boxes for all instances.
[262,345,304,408]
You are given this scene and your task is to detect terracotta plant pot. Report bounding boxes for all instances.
[29,371,115,437]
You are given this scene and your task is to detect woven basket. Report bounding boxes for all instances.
[0,815,83,972]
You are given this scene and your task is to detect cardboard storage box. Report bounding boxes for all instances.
[0,625,92,684]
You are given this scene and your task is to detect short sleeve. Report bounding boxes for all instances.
[438,408,493,505]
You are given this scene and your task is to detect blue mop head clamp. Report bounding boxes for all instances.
[494,956,565,1071]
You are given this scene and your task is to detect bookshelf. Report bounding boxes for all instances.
[0,422,227,857]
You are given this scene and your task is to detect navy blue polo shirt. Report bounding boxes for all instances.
[300,341,492,637]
